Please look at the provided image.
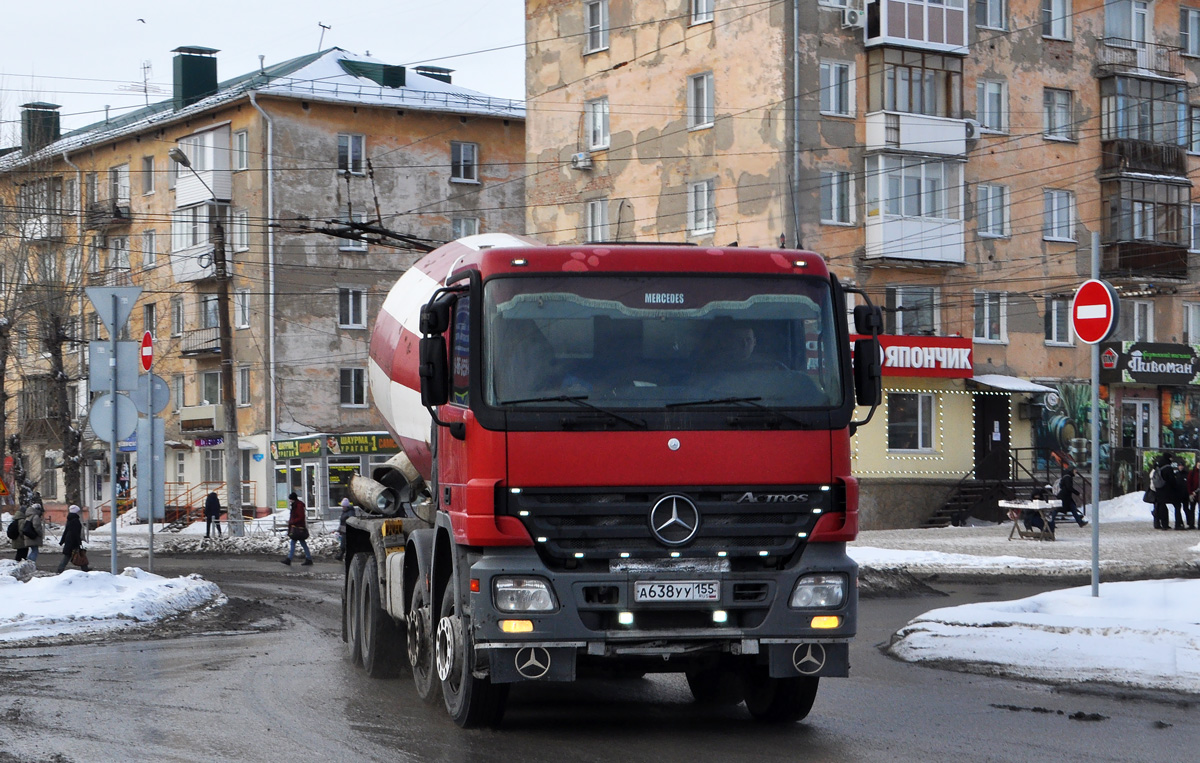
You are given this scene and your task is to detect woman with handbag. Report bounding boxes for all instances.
[281,492,313,566]
[56,504,90,573]
[23,499,45,563]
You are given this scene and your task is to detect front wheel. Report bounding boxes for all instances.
[436,584,509,728]
[407,579,439,703]
[742,667,819,723]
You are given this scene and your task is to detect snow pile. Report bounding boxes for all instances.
[0,559,36,582]
[850,547,1089,575]
[1096,491,1156,523]
[888,579,1200,693]
[0,566,223,643]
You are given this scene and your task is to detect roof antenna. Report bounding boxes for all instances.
[317,22,331,52]
[258,55,265,74]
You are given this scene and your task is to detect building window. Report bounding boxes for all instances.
[976,80,1007,132]
[109,237,130,270]
[339,288,366,328]
[977,0,1006,29]
[89,314,101,341]
[201,294,219,330]
[584,0,609,53]
[451,141,479,182]
[201,371,222,405]
[143,303,157,339]
[687,179,716,235]
[1043,189,1074,241]
[109,164,130,204]
[452,217,479,238]
[885,286,938,335]
[171,204,221,252]
[820,171,852,225]
[64,178,77,214]
[1100,77,1186,144]
[977,184,1008,237]
[819,61,853,116]
[338,134,365,175]
[1043,0,1071,38]
[865,156,962,221]
[586,97,610,149]
[202,448,223,483]
[235,289,251,329]
[234,130,249,170]
[1045,297,1072,344]
[973,291,1006,342]
[85,172,98,205]
[167,160,176,190]
[232,209,250,251]
[1043,88,1073,140]
[42,457,58,501]
[173,374,185,411]
[171,298,184,337]
[141,156,155,195]
[237,366,251,406]
[1192,203,1200,250]
[178,134,211,172]
[1104,180,1190,247]
[688,72,714,129]
[1184,303,1200,343]
[340,368,367,406]
[585,199,609,242]
[692,0,714,24]
[339,209,368,251]
[1106,0,1150,45]
[888,393,935,452]
[142,230,157,268]
[1133,300,1154,341]
[1190,106,1200,153]
[866,49,964,119]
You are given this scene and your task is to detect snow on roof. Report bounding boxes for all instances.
[969,374,1057,394]
[0,48,523,171]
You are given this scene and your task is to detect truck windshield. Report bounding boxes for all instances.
[483,275,845,410]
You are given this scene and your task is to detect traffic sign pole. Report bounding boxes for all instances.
[144,331,154,574]
[110,294,119,575]
[1088,234,1108,598]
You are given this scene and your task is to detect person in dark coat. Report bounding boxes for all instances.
[1168,457,1190,530]
[1151,454,1173,530]
[1056,466,1087,527]
[11,504,28,561]
[24,500,45,563]
[1187,459,1200,530]
[335,497,355,561]
[56,504,90,573]
[281,492,312,566]
[203,491,223,538]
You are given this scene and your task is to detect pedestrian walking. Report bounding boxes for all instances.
[335,497,355,561]
[1169,457,1191,530]
[56,504,90,573]
[23,497,45,563]
[1151,455,1173,530]
[1056,466,1087,527]
[10,504,28,561]
[204,491,223,538]
[280,492,312,566]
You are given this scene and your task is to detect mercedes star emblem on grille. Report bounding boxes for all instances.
[514,647,552,679]
[792,643,826,675]
[649,494,700,546]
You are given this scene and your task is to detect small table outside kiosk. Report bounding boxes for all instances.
[1000,499,1062,541]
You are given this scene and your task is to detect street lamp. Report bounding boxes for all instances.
[168,148,245,536]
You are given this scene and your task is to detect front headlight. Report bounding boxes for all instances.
[789,574,846,608]
[493,576,557,612]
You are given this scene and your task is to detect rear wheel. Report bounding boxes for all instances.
[407,579,438,703]
[436,583,509,728]
[742,666,819,723]
[360,559,404,678]
[344,553,368,666]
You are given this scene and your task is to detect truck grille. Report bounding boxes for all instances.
[503,486,832,566]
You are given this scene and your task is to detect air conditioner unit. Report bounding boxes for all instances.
[964,118,982,141]
[570,152,594,170]
[842,8,865,28]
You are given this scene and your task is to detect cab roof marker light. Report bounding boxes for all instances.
[793,260,807,267]
[618,611,634,626]
[511,258,528,266]
[510,488,522,494]
[820,485,831,491]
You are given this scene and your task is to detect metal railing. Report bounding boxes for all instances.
[1097,37,1184,78]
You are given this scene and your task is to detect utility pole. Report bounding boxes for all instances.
[212,217,244,536]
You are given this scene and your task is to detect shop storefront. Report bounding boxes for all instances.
[269,432,400,514]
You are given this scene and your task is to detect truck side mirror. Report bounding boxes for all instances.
[854,305,883,335]
[420,293,456,335]
[419,336,449,407]
[853,338,882,407]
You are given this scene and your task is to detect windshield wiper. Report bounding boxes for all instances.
[667,396,805,427]
[500,395,647,429]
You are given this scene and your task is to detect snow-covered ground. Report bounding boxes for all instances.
[887,579,1200,694]
[0,561,222,643]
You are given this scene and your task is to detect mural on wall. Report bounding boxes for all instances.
[1159,389,1200,450]
[1034,382,1110,471]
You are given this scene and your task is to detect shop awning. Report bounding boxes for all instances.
[968,374,1056,394]
[238,442,258,450]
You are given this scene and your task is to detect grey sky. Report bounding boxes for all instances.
[0,0,525,140]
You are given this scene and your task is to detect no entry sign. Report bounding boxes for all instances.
[140,331,154,371]
[1071,279,1120,345]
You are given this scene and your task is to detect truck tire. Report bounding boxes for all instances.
[686,666,744,706]
[742,667,819,723]
[407,580,439,703]
[436,586,509,728]
[345,553,368,667]
[360,560,404,678]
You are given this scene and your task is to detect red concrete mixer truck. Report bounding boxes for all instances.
[341,233,883,728]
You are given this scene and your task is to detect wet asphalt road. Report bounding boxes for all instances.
[1,553,1197,762]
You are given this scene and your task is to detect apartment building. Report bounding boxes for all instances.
[0,46,525,517]
[525,0,1200,526]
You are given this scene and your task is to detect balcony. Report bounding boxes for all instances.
[180,404,220,434]
[1097,38,1184,79]
[86,267,133,287]
[176,167,231,207]
[1101,139,1187,177]
[865,214,964,264]
[85,201,131,230]
[1102,241,1188,279]
[866,112,967,157]
[181,327,220,355]
[866,0,967,54]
